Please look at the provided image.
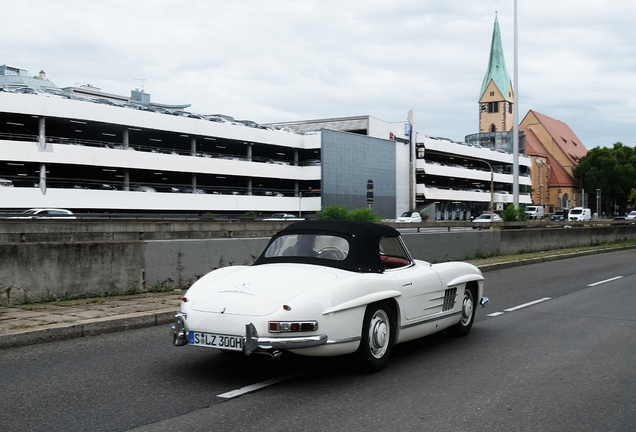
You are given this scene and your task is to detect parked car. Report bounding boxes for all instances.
[525,205,545,220]
[131,184,157,193]
[262,213,302,221]
[568,207,592,221]
[396,211,422,223]
[472,213,503,228]
[0,178,14,187]
[180,187,206,194]
[8,208,76,219]
[171,220,488,372]
[625,211,636,221]
[551,210,568,221]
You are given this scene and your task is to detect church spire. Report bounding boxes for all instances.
[480,15,511,99]
[479,15,514,133]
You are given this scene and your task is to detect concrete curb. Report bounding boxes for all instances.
[0,308,176,350]
[477,244,636,272]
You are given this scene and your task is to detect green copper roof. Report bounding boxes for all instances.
[480,15,511,99]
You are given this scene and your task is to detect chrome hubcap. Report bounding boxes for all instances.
[369,310,390,358]
[461,291,474,326]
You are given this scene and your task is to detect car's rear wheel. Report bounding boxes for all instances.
[356,301,395,373]
[449,286,476,337]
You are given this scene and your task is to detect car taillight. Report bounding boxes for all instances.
[268,321,318,333]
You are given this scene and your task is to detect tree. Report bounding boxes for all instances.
[574,142,636,215]
[628,188,636,210]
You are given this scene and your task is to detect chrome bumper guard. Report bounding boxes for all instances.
[171,312,188,346]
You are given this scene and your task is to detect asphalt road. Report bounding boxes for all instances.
[1,250,635,432]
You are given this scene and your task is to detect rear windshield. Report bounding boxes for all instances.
[263,234,349,261]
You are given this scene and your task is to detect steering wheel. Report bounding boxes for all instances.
[317,246,346,260]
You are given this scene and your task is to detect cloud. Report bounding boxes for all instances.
[2,0,635,148]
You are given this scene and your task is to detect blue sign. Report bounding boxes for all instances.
[405,123,411,136]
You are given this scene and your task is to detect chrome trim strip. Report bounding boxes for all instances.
[430,293,458,302]
[400,311,462,330]
[256,334,328,350]
[326,336,361,345]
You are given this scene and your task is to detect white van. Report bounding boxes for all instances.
[525,205,545,220]
[568,207,592,221]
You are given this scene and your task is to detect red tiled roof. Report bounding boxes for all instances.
[522,126,578,187]
[529,110,588,165]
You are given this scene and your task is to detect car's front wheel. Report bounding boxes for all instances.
[356,301,395,373]
[449,286,476,337]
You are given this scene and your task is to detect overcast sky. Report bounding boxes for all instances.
[3,0,635,149]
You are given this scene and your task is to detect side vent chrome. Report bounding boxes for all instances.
[442,288,457,312]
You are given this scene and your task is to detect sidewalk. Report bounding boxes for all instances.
[0,291,182,349]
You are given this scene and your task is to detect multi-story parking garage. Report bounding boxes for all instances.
[1,64,531,220]
[0,68,324,216]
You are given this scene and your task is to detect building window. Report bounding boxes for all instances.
[490,91,495,96]
[490,124,496,132]
[508,102,513,114]
[488,102,498,113]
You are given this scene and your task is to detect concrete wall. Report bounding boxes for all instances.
[2,224,636,306]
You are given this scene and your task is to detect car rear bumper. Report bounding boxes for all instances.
[171,312,328,356]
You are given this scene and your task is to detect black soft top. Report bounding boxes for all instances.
[253,220,402,273]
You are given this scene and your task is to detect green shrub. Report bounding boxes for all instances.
[500,204,528,221]
[317,205,382,222]
[349,207,382,222]
[317,204,352,220]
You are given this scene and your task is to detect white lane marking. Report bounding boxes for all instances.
[587,276,623,287]
[217,372,305,399]
[503,297,552,312]
[487,312,505,317]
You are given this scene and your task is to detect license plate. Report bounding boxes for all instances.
[189,331,243,351]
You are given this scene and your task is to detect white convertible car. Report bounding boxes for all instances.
[172,220,488,372]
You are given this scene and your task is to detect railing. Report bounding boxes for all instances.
[0,173,311,198]
[0,132,302,166]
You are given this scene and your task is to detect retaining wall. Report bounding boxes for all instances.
[1,223,635,305]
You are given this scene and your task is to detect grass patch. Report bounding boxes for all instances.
[150,283,175,293]
[22,304,47,311]
[472,250,502,260]
[467,238,636,266]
